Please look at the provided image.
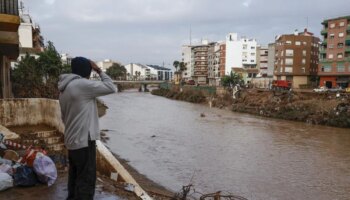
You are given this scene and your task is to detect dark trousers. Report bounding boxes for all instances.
[67,140,96,200]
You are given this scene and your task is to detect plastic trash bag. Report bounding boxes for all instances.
[13,165,38,187]
[0,164,13,175]
[0,172,13,191]
[33,155,57,186]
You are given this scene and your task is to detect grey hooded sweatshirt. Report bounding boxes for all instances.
[58,72,116,150]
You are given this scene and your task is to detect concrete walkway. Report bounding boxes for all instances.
[0,171,133,200]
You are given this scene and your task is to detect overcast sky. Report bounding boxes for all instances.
[22,0,349,67]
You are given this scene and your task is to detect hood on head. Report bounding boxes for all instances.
[58,74,81,92]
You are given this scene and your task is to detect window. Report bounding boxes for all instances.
[301,67,305,73]
[337,65,345,72]
[302,50,306,56]
[251,60,255,62]
[251,53,255,56]
[295,41,301,45]
[243,44,247,49]
[338,43,344,48]
[285,67,293,73]
[303,41,307,46]
[329,44,334,49]
[339,32,344,38]
[321,66,332,72]
[330,23,335,28]
[251,46,255,49]
[328,54,334,59]
[302,59,306,65]
[337,53,343,59]
[339,22,345,27]
[330,34,335,39]
[281,50,284,56]
[285,58,293,65]
[286,41,292,45]
[286,49,294,56]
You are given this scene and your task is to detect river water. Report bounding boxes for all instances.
[100,90,350,200]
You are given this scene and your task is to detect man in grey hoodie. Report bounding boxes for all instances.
[58,57,116,200]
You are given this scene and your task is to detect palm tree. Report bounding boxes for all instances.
[173,61,180,72]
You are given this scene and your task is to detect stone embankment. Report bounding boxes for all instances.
[152,88,350,128]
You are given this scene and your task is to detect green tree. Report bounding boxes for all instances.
[106,63,127,80]
[173,60,180,72]
[37,41,64,81]
[12,53,44,98]
[11,41,64,99]
[179,62,187,72]
[221,72,243,88]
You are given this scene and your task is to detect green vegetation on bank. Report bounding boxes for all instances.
[151,88,206,103]
[11,41,70,99]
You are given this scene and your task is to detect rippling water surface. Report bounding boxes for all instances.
[100,90,350,200]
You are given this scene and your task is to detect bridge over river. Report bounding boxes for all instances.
[113,80,169,92]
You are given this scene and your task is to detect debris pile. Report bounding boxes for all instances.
[0,132,58,192]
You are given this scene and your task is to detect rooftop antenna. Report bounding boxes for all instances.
[190,24,192,46]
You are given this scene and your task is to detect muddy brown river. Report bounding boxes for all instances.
[100,90,350,200]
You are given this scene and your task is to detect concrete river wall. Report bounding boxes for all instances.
[0,98,152,200]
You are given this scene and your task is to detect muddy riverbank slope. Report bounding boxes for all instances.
[151,88,350,128]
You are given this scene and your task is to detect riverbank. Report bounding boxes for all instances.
[151,88,350,128]
[97,99,174,199]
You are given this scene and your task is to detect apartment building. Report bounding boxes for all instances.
[208,42,221,86]
[147,65,173,81]
[219,43,226,80]
[225,33,257,83]
[124,63,151,80]
[0,0,20,98]
[274,29,320,88]
[191,41,209,85]
[267,43,276,77]
[181,45,192,81]
[319,16,350,88]
[257,46,269,77]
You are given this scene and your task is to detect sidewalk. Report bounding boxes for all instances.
[0,171,137,200]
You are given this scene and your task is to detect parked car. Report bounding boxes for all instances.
[313,86,328,93]
[186,80,195,85]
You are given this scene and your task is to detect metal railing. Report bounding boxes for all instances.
[0,0,18,15]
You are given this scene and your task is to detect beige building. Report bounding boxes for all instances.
[191,41,209,85]
[208,42,221,86]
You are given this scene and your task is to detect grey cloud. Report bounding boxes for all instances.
[22,0,349,65]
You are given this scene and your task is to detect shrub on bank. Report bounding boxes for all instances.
[151,88,206,103]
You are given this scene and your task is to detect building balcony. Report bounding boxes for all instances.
[345,47,350,53]
[321,40,327,45]
[321,29,328,35]
[0,0,20,59]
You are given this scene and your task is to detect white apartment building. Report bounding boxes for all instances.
[208,42,221,86]
[61,53,73,65]
[147,65,173,81]
[225,33,257,82]
[124,63,151,80]
[96,59,118,73]
[181,45,192,81]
